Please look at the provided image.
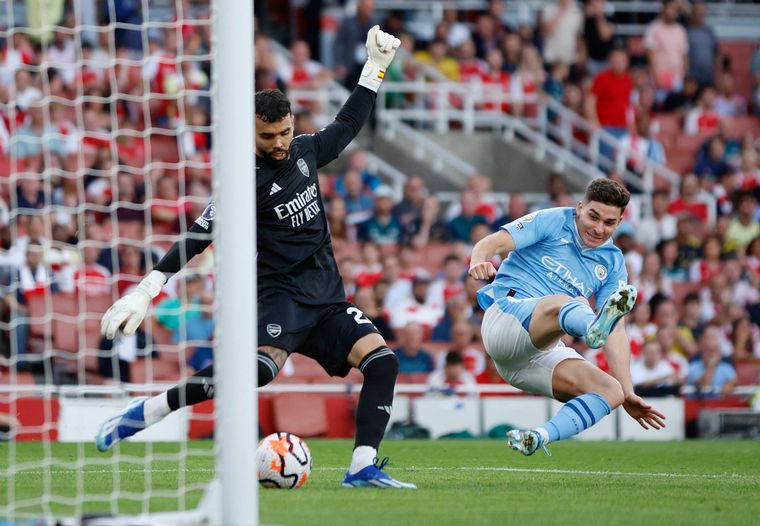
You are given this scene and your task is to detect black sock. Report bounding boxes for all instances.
[354,346,398,450]
[258,351,280,386]
[167,365,214,411]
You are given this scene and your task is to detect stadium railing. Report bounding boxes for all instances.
[371,0,760,39]
[376,80,681,193]
[269,37,481,188]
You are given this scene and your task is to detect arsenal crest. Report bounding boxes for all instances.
[266,324,282,337]
[297,158,309,177]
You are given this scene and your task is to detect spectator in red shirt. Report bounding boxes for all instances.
[355,241,383,288]
[684,85,720,136]
[115,244,146,297]
[667,173,711,224]
[426,350,477,397]
[72,245,112,297]
[480,48,510,112]
[433,320,486,376]
[428,254,466,313]
[689,234,724,284]
[587,47,633,139]
[510,45,544,118]
[475,356,509,393]
[457,39,486,84]
[150,174,193,235]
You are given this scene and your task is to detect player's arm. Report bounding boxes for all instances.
[468,230,516,280]
[312,26,400,168]
[605,324,667,430]
[153,220,213,275]
[603,324,635,395]
[100,203,215,339]
[469,210,557,280]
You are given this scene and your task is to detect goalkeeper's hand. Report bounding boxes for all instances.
[101,270,166,339]
[357,25,401,93]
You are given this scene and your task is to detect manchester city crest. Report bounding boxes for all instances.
[594,264,608,281]
[297,158,309,177]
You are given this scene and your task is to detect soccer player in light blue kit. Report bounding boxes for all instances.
[469,179,666,455]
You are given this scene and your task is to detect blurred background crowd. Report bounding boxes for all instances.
[0,0,758,406]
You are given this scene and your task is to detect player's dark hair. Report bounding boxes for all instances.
[255,89,291,122]
[445,351,464,366]
[583,178,630,211]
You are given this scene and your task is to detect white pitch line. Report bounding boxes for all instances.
[3,466,756,481]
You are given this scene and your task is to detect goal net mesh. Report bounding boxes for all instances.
[0,0,219,520]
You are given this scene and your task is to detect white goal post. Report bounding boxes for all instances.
[0,0,257,523]
[213,0,258,524]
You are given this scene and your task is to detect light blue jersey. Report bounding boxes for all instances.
[477,207,628,312]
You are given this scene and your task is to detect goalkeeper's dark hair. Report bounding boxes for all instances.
[583,178,630,211]
[255,89,291,122]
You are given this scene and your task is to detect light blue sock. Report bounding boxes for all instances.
[536,392,612,443]
[557,300,595,339]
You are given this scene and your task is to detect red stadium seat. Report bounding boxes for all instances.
[129,356,181,384]
[114,221,144,241]
[719,41,755,100]
[419,243,456,275]
[666,150,696,176]
[727,115,760,139]
[735,361,760,386]
[0,155,10,179]
[0,371,36,385]
[670,282,700,306]
[288,354,328,380]
[272,393,329,437]
[397,372,429,384]
[653,114,682,151]
[149,134,180,163]
[675,133,708,156]
[25,290,55,337]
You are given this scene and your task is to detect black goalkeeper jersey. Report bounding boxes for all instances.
[154,85,377,304]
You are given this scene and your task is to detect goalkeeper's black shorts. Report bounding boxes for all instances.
[258,293,380,377]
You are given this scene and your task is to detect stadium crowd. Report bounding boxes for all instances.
[0,0,758,401]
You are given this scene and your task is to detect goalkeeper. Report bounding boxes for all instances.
[96,27,415,489]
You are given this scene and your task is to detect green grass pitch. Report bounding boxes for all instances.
[2,439,760,525]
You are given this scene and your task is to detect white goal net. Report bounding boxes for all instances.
[0,0,254,522]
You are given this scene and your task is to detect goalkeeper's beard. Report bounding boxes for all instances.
[259,146,290,167]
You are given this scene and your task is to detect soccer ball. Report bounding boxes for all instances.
[256,432,312,489]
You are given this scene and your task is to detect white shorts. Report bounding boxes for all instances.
[481,301,584,398]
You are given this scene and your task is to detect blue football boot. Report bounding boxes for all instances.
[95,396,149,452]
[341,457,417,489]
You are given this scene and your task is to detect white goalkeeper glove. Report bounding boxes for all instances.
[357,25,401,93]
[100,270,166,339]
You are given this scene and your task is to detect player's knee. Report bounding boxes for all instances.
[257,351,280,387]
[598,377,625,408]
[358,346,398,382]
[539,294,574,317]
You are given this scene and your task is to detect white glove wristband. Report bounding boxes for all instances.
[136,270,166,299]
[357,60,386,93]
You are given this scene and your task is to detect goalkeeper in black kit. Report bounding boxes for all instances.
[95,27,415,489]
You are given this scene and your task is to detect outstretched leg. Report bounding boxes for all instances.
[95,347,288,452]
[341,333,416,489]
[528,284,637,350]
[506,360,624,456]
